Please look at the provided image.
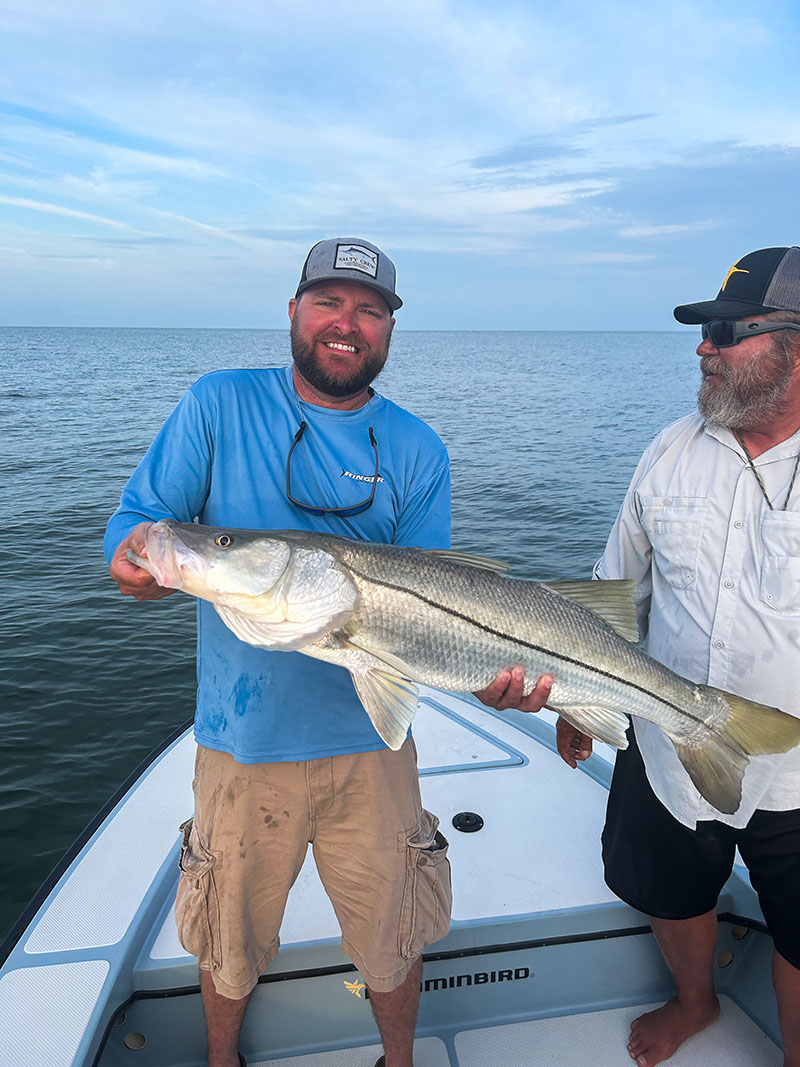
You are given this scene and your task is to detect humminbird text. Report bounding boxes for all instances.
[362,966,532,998]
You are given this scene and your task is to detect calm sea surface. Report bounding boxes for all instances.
[0,327,700,941]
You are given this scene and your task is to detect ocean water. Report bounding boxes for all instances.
[0,326,700,941]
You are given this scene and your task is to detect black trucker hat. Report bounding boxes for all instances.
[296,237,402,311]
[674,246,800,324]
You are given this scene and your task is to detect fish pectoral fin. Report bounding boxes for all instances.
[215,602,353,651]
[340,634,424,682]
[351,669,419,750]
[556,706,630,749]
[424,548,511,573]
[542,580,639,643]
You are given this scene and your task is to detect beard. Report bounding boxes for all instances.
[697,344,795,430]
[290,320,390,398]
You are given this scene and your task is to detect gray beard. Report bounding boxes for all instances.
[290,321,389,399]
[697,348,794,430]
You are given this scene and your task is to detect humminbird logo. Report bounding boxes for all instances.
[334,243,379,278]
[344,978,366,998]
[341,468,384,483]
[345,966,532,999]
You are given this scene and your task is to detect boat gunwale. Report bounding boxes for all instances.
[0,715,195,969]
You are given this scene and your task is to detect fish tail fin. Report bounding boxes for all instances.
[674,690,800,815]
[351,669,419,750]
[715,689,800,755]
[673,736,748,815]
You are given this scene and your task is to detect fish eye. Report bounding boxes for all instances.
[215,534,234,548]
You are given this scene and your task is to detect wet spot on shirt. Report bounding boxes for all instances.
[199,706,228,735]
[231,674,262,718]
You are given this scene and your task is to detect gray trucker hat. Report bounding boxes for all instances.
[674,246,800,324]
[295,238,402,311]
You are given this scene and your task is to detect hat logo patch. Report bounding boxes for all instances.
[334,243,379,278]
[721,261,749,292]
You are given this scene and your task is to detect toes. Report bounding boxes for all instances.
[628,1034,645,1054]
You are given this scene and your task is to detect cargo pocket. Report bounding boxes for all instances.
[759,511,800,616]
[174,817,222,969]
[637,495,709,591]
[398,808,452,960]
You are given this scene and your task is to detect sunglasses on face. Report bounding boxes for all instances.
[701,320,800,348]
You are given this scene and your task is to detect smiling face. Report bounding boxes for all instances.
[697,316,798,431]
[288,280,395,403]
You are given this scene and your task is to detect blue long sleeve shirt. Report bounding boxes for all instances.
[104,366,451,761]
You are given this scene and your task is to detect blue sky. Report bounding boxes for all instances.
[1,0,799,329]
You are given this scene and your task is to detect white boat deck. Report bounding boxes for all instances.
[0,689,781,1066]
[244,997,780,1067]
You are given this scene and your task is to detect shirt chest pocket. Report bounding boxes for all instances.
[759,511,800,616]
[637,495,710,591]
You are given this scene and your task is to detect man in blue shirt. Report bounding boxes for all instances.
[106,239,453,1067]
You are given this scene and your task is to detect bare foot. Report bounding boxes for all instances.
[628,995,720,1065]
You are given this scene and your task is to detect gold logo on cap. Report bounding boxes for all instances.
[344,978,366,998]
[721,262,749,291]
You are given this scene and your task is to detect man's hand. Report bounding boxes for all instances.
[109,521,175,601]
[473,668,553,713]
[556,716,593,768]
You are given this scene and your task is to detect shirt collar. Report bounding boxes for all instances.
[702,417,800,464]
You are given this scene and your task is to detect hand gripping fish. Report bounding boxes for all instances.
[129,519,800,815]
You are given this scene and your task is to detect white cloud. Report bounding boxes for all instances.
[619,223,717,238]
[0,195,135,230]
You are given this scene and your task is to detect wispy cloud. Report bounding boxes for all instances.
[76,234,189,247]
[471,114,656,169]
[0,194,135,230]
[620,223,717,238]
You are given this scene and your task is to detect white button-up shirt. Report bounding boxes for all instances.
[596,413,800,829]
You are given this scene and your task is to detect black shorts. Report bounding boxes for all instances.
[602,729,800,969]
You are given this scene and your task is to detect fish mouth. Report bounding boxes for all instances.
[126,520,188,590]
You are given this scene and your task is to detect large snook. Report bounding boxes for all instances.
[129,519,800,814]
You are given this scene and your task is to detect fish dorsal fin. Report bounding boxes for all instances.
[425,548,511,573]
[542,579,639,642]
[351,669,420,750]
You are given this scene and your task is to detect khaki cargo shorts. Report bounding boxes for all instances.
[174,739,451,999]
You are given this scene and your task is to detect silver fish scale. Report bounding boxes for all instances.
[324,539,727,746]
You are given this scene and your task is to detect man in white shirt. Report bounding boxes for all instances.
[558,247,800,1067]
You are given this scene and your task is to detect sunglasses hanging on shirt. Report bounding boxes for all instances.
[285,419,381,517]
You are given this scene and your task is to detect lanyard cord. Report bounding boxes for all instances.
[734,431,800,512]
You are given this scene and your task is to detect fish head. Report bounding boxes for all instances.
[129,519,293,602]
[129,519,359,651]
